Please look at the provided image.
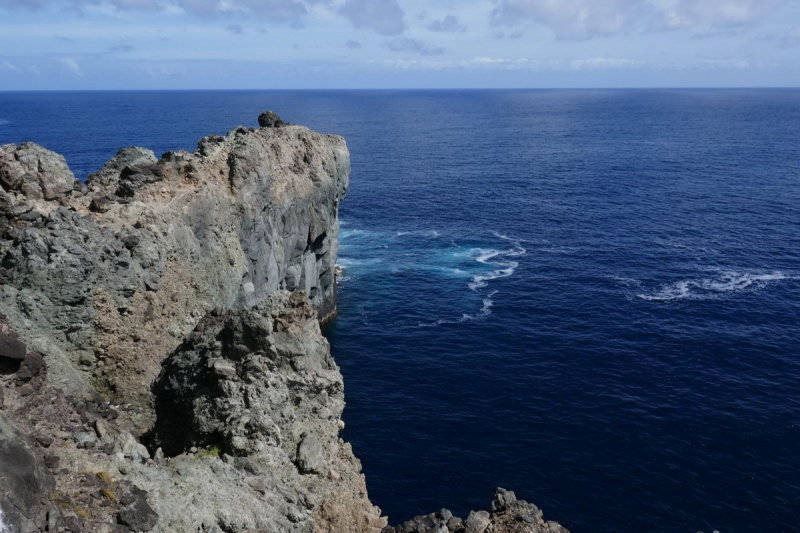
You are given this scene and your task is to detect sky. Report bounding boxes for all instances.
[1,0,800,89]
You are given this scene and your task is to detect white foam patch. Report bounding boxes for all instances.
[637,270,793,302]
[459,236,526,320]
[396,230,440,238]
[338,222,527,327]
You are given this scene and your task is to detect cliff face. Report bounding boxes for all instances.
[0,292,385,533]
[0,117,347,407]
[0,113,568,533]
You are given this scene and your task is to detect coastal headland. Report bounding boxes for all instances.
[0,113,567,533]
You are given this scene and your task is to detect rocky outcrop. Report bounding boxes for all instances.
[0,413,55,533]
[148,290,384,532]
[0,291,384,533]
[0,112,568,533]
[0,113,348,406]
[383,489,568,533]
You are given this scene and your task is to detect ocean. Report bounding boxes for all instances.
[1,89,799,532]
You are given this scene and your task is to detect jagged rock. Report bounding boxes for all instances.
[116,431,150,463]
[0,414,55,533]
[296,432,325,474]
[258,110,287,128]
[0,113,349,404]
[0,114,567,533]
[117,493,159,532]
[15,352,46,383]
[152,291,339,460]
[490,488,516,512]
[0,312,26,362]
[464,511,490,533]
[87,146,158,196]
[384,489,567,533]
[146,291,384,532]
[0,142,74,201]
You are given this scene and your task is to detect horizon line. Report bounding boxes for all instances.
[2,86,800,93]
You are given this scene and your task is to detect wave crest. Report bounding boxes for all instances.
[637,270,792,301]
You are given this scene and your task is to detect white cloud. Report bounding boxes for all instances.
[426,14,466,33]
[55,57,83,75]
[339,0,405,35]
[491,0,653,40]
[570,57,647,69]
[385,36,445,55]
[491,0,798,40]
[659,0,794,30]
[778,27,800,47]
[1,0,313,21]
[0,0,48,8]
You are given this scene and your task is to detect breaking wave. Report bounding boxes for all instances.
[337,225,526,327]
[637,270,793,301]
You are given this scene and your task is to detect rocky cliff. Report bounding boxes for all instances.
[0,113,568,533]
[0,112,347,408]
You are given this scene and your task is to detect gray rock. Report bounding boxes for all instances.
[0,142,74,201]
[490,487,516,512]
[87,146,157,196]
[117,493,159,532]
[464,511,490,533]
[0,414,55,533]
[0,115,349,404]
[116,431,150,463]
[258,110,287,128]
[0,312,26,361]
[296,433,325,474]
[385,489,568,533]
[152,291,340,462]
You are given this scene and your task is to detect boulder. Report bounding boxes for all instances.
[117,493,159,532]
[0,142,74,201]
[0,415,55,533]
[258,110,287,128]
[0,312,26,362]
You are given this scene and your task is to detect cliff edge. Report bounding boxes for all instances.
[0,112,568,533]
[0,114,347,409]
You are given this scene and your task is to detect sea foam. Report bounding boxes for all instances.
[637,270,792,301]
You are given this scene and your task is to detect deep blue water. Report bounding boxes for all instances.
[2,90,799,533]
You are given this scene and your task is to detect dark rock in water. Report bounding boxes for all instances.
[383,488,567,533]
[117,493,159,532]
[0,415,55,533]
[490,488,516,512]
[258,110,287,128]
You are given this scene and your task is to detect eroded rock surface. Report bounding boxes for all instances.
[383,489,568,533]
[0,114,348,407]
[0,112,568,533]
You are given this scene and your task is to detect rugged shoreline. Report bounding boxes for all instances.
[0,113,567,533]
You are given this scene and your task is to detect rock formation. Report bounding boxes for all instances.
[0,113,568,533]
[0,116,347,407]
[382,489,568,533]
